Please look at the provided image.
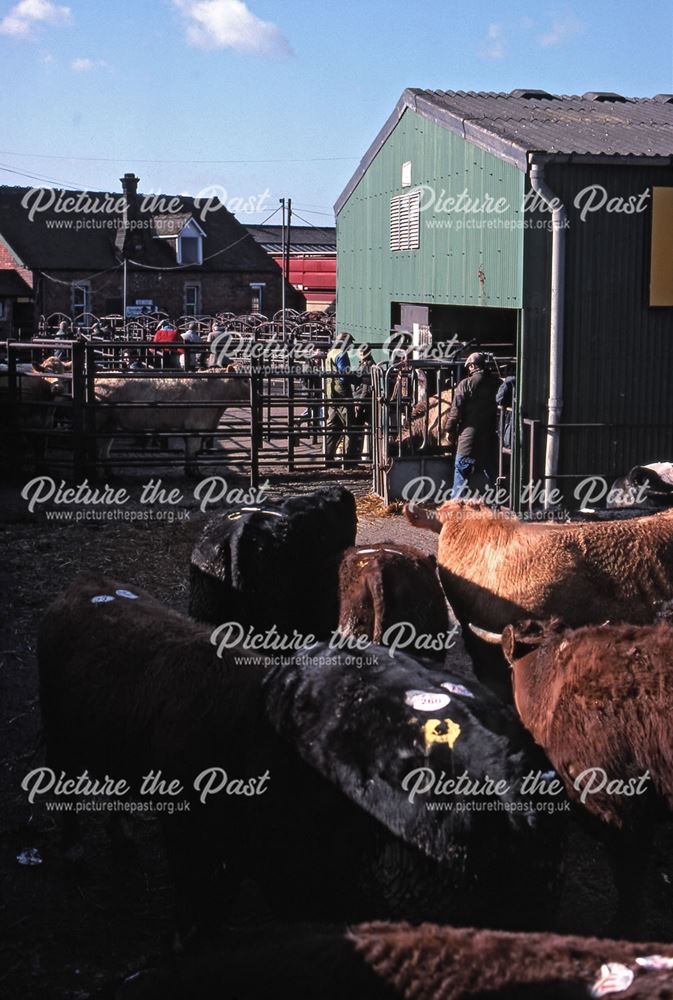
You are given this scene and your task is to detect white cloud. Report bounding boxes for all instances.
[478,22,505,60]
[539,12,584,47]
[0,0,71,37]
[173,0,293,56]
[71,56,106,72]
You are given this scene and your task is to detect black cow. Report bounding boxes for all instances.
[39,574,566,935]
[189,485,357,638]
[608,462,673,509]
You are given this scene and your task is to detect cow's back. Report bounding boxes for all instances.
[437,509,673,630]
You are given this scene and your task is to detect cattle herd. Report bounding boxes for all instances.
[31,486,673,997]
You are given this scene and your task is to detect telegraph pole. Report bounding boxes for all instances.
[285,198,292,294]
[280,197,286,340]
[122,257,127,333]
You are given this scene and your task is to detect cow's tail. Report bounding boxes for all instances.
[403,503,442,534]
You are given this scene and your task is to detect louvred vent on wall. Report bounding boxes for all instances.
[390,191,421,251]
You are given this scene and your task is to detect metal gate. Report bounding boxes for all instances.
[371,354,517,505]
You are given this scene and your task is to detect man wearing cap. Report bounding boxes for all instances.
[324,331,357,464]
[446,352,500,498]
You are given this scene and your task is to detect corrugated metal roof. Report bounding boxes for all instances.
[412,89,673,157]
[336,88,673,214]
[260,244,335,254]
[246,225,336,250]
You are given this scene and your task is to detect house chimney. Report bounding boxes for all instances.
[121,173,140,200]
[118,173,143,258]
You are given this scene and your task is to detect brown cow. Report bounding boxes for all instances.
[336,542,452,661]
[117,922,673,999]
[474,616,673,935]
[399,388,455,452]
[405,499,673,700]
[405,500,673,632]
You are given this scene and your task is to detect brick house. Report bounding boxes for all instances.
[0,173,295,336]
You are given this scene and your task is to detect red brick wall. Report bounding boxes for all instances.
[33,268,299,324]
[0,238,33,287]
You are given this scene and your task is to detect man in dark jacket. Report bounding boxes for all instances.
[447,352,500,498]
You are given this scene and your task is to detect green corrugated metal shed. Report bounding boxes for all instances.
[335,88,673,507]
[336,107,525,344]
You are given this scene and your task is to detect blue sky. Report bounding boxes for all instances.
[0,0,671,224]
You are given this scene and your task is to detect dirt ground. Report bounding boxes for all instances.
[2,469,673,999]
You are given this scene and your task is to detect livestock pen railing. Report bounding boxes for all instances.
[31,309,336,377]
[2,339,521,493]
[1,338,373,484]
[514,417,673,515]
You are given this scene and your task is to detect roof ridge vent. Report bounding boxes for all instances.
[583,91,627,102]
[510,89,554,100]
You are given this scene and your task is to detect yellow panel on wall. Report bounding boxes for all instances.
[650,187,673,306]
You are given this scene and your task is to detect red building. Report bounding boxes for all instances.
[246,225,336,312]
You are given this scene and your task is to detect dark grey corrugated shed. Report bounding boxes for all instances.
[246,225,336,254]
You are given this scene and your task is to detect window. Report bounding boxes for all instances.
[250,282,265,314]
[180,237,201,265]
[184,283,201,315]
[72,281,90,316]
[176,219,205,265]
[390,191,420,251]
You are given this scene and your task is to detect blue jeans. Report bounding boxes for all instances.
[451,454,496,499]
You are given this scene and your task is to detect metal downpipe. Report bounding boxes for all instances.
[529,159,567,508]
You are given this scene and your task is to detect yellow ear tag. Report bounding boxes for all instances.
[422,718,461,749]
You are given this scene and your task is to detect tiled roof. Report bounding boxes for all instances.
[0,185,280,274]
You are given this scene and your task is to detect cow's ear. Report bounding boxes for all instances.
[502,620,545,663]
[546,616,566,637]
[629,465,648,486]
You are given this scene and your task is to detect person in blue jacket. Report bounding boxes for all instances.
[324,331,356,464]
